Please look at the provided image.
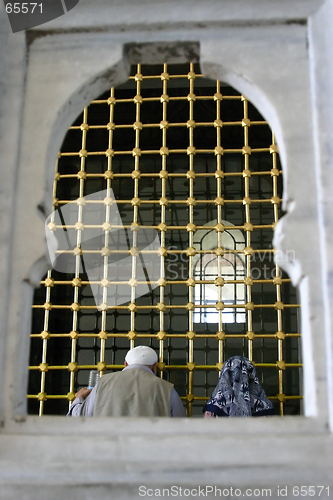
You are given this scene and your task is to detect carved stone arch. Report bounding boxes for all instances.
[22,37,308,415]
[12,32,321,420]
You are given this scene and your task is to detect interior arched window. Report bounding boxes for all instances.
[193,220,246,324]
[28,64,301,417]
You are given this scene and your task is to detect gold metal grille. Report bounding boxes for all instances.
[28,63,301,417]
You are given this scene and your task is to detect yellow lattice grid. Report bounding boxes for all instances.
[29,63,301,417]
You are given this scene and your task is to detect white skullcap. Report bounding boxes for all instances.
[125,346,158,366]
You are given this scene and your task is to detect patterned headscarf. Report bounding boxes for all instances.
[204,356,275,417]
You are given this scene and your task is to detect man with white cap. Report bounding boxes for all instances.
[68,346,185,417]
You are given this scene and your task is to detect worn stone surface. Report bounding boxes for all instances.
[0,17,26,419]
[309,0,333,434]
[26,0,326,30]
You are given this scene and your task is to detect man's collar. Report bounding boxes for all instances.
[123,363,155,375]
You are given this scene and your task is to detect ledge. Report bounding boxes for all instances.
[0,425,332,490]
[27,0,325,33]
[3,414,329,436]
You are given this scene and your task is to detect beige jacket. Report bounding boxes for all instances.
[93,366,174,417]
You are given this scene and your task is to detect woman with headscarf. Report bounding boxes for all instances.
[204,356,276,417]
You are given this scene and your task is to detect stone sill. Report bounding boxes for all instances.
[0,421,332,488]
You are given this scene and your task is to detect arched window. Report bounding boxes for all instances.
[28,64,301,417]
[193,220,246,324]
